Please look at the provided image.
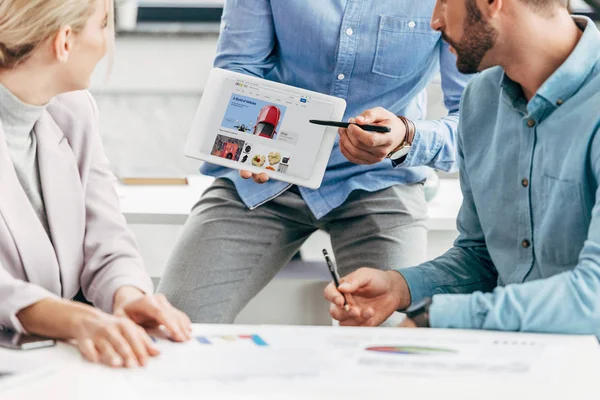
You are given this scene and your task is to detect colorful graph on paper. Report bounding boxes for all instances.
[365,346,457,355]
[196,334,269,347]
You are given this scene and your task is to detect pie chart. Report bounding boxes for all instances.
[365,346,458,355]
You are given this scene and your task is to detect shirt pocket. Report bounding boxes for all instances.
[536,174,587,268]
[372,15,441,80]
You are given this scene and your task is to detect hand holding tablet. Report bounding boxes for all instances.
[185,68,346,189]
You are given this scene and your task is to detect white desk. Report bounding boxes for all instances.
[1,325,599,400]
[117,175,215,226]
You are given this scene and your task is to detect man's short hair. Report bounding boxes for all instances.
[519,0,569,11]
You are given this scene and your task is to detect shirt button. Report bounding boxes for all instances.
[337,74,345,80]
[408,21,416,28]
[527,119,536,128]
[521,178,529,187]
[345,28,354,36]
[522,240,531,249]
[556,98,564,106]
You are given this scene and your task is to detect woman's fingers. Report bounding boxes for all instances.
[176,309,193,338]
[78,338,99,364]
[96,339,123,368]
[128,295,185,342]
[141,330,161,357]
[151,295,187,342]
[119,321,151,366]
[105,324,138,368]
[157,295,192,340]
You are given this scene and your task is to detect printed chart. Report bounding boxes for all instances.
[195,334,269,347]
[365,346,458,355]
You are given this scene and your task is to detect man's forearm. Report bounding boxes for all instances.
[394,112,459,172]
[399,245,498,305]
[429,258,600,336]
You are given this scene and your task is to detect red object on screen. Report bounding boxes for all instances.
[253,105,281,139]
[220,142,239,160]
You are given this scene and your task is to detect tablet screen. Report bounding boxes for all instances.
[200,76,336,179]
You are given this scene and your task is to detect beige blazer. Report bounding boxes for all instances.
[0,91,153,333]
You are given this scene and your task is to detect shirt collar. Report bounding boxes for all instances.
[500,73,526,112]
[536,16,600,107]
[500,16,600,116]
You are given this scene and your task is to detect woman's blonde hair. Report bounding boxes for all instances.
[0,0,114,69]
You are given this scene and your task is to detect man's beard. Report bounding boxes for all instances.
[443,0,498,74]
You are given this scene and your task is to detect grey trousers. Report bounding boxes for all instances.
[157,178,428,323]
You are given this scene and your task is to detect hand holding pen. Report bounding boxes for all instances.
[324,267,411,327]
[334,107,411,165]
[323,249,350,311]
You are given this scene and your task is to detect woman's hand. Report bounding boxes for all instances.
[17,298,160,368]
[113,288,192,342]
[70,309,160,368]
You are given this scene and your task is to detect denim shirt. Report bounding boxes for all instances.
[200,0,471,219]
[401,17,600,336]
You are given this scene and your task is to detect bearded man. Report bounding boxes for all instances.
[326,0,600,336]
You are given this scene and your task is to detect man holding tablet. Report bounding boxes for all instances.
[158,0,470,323]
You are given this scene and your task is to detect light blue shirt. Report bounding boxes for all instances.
[200,0,471,219]
[401,17,600,336]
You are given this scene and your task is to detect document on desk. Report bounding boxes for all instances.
[122,324,600,399]
[3,325,597,400]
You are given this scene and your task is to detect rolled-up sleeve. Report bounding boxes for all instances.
[395,41,472,172]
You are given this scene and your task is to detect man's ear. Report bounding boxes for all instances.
[479,0,503,19]
[52,26,74,64]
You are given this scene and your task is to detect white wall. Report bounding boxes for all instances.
[92,35,218,93]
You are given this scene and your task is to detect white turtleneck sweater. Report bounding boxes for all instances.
[0,82,50,238]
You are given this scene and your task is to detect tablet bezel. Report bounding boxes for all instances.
[185,68,346,189]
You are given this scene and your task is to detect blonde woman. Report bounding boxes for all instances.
[0,0,191,368]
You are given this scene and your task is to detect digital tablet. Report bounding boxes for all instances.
[185,68,347,189]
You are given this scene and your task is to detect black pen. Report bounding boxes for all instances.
[309,119,391,133]
[323,249,349,311]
